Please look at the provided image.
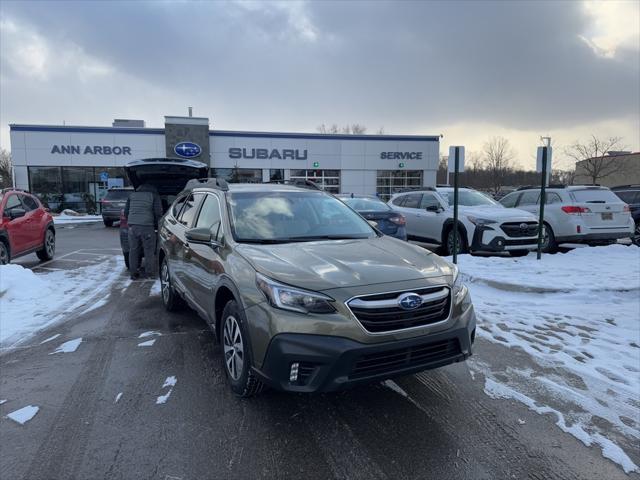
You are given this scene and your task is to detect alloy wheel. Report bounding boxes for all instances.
[0,243,8,265]
[161,261,170,304]
[45,230,55,257]
[223,316,244,381]
[447,230,463,255]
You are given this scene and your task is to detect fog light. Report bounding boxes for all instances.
[289,362,299,382]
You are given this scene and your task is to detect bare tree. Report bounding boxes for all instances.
[317,123,367,135]
[564,135,626,184]
[0,149,12,188]
[481,136,516,194]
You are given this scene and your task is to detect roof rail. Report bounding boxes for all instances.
[1,187,29,194]
[184,177,229,192]
[611,184,640,189]
[266,179,322,191]
[516,184,567,191]
[393,186,436,193]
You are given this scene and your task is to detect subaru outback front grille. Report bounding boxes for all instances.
[347,286,451,333]
[500,221,538,238]
[350,338,461,379]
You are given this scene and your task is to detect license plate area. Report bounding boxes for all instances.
[601,212,613,220]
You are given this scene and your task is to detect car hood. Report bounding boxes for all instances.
[456,205,537,221]
[236,236,453,292]
[124,158,208,196]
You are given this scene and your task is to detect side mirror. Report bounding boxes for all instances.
[425,205,440,213]
[185,227,222,248]
[9,208,26,220]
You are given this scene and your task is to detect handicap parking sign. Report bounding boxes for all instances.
[100,171,109,182]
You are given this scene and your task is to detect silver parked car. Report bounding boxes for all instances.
[499,185,634,252]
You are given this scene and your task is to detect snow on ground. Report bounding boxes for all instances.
[453,245,640,473]
[138,339,156,347]
[156,376,177,405]
[114,392,123,403]
[149,279,161,296]
[39,334,61,345]
[6,405,39,425]
[53,214,103,225]
[138,331,161,339]
[0,399,6,405]
[49,338,82,354]
[0,258,126,350]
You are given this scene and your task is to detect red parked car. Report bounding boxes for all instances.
[0,188,55,265]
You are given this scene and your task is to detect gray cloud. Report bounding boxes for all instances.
[1,0,638,149]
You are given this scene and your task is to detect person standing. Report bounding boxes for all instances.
[124,183,163,279]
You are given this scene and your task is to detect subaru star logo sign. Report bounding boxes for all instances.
[398,292,423,310]
[174,142,202,158]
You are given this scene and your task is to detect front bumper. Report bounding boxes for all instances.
[471,225,538,252]
[255,322,475,393]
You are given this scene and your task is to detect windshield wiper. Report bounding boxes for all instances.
[237,238,294,244]
[287,235,371,241]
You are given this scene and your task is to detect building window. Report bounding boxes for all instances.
[29,167,63,212]
[376,170,423,201]
[269,169,284,182]
[211,168,262,183]
[289,169,341,194]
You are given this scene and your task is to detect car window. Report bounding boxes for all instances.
[172,195,188,219]
[545,192,562,205]
[420,193,441,209]
[500,192,519,208]
[401,193,422,209]
[341,197,391,212]
[614,191,640,204]
[194,194,223,241]
[442,189,499,206]
[391,196,405,207]
[518,191,539,206]
[21,194,39,211]
[571,188,622,203]
[4,194,23,214]
[177,193,204,227]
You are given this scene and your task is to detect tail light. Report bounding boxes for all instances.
[389,215,406,225]
[624,205,631,213]
[561,206,591,215]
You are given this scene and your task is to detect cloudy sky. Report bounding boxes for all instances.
[1,0,638,169]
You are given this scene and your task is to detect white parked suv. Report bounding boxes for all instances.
[499,185,634,252]
[388,187,539,256]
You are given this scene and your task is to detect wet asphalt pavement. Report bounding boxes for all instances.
[0,224,635,480]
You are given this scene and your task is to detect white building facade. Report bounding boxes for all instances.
[9,116,439,212]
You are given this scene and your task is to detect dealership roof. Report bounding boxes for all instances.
[9,124,440,142]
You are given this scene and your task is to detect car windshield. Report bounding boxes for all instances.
[340,197,391,212]
[442,190,500,207]
[228,191,377,243]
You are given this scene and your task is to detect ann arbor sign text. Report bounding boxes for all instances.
[51,145,132,155]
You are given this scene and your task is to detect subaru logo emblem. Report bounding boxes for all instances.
[398,292,422,310]
[174,142,201,158]
[519,223,529,230]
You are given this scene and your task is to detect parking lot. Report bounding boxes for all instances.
[1,223,637,480]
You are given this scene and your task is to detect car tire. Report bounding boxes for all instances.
[541,223,558,253]
[0,240,9,265]
[444,225,468,256]
[509,250,529,257]
[633,221,640,246]
[103,219,114,227]
[160,256,182,311]
[221,300,264,398]
[36,229,55,261]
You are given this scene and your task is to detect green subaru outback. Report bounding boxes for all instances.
[158,178,476,396]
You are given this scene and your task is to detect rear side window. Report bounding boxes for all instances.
[572,188,623,203]
[518,191,539,206]
[391,196,405,206]
[172,195,188,218]
[500,192,519,208]
[21,195,39,211]
[194,194,223,241]
[614,191,640,204]
[178,193,204,227]
[545,192,562,205]
[402,194,422,209]
[420,193,441,209]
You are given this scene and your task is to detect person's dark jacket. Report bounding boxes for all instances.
[124,184,163,227]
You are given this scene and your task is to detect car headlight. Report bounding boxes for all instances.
[256,273,336,314]
[467,215,497,226]
[451,264,467,304]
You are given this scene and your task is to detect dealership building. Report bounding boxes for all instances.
[9,115,440,213]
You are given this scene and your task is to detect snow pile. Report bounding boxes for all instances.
[53,214,103,225]
[6,405,39,425]
[0,260,124,349]
[455,245,640,473]
[49,338,82,354]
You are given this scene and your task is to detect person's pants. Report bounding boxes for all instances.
[128,225,157,277]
